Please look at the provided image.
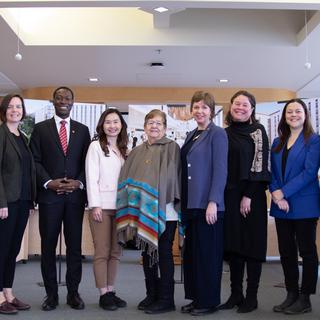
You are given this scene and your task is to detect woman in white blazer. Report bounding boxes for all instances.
[85,109,128,311]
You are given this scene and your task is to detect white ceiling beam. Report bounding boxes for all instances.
[1,1,320,10]
[297,10,320,45]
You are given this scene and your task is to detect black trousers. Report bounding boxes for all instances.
[39,201,84,296]
[0,200,30,291]
[183,213,224,308]
[275,217,318,294]
[142,221,177,300]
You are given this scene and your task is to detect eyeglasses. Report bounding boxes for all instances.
[146,121,164,127]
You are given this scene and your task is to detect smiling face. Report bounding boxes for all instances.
[144,115,166,144]
[6,97,24,124]
[191,100,212,128]
[285,102,306,131]
[103,112,122,139]
[230,94,253,122]
[53,88,73,119]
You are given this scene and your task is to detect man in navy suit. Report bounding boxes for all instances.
[30,87,91,311]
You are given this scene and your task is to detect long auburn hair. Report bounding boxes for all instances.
[273,98,314,153]
[94,109,128,158]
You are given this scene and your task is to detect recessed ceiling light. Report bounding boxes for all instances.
[150,62,165,69]
[89,78,98,82]
[154,7,169,13]
[219,79,228,83]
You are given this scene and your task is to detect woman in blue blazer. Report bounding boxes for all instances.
[180,91,228,316]
[270,98,320,315]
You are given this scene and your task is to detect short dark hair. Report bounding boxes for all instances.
[190,91,215,119]
[0,94,26,123]
[273,98,314,153]
[53,86,74,100]
[225,90,257,125]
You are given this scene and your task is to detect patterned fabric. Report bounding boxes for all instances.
[59,120,68,155]
[116,177,166,256]
[115,137,181,263]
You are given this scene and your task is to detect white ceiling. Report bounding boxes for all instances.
[0,1,320,99]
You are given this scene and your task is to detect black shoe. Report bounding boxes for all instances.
[42,295,58,311]
[137,295,157,310]
[144,300,175,314]
[273,292,299,313]
[219,293,244,310]
[181,301,195,313]
[99,292,117,311]
[67,293,85,310]
[284,294,312,315]
[111,292,127,308]
[190,307,218,316]
[237,297,257,313]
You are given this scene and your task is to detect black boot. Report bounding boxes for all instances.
[273,291,299,313]
[138,251,159,310]
[237,258,261,313]
[237,296,258,313]
[144,281,175,314]
[284,294,312,314]
[219,293,244,310]
[137,279,158,310]
[219,254,245,310]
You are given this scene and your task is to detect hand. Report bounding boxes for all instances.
[48,178,80,194]
[272,189,284,203]
[60,179,81,194]
[47,178,69,194]
[92,207,103,222]
[206,201,217,225]
[0,207,8,219]
[240,196,251,217]
[277,199,290,213]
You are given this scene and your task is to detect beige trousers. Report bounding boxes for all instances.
[88,210,121,288]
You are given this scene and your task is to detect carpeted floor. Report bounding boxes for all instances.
[3,250,320,320]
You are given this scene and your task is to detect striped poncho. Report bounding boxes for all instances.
[116,137,181,262]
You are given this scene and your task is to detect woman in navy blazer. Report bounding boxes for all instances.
[270,98,320,315]
[180,91,228,316]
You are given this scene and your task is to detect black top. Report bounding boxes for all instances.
[225,121,270,188]
[181,130,204,212]
[282,144,291,180]
[224,121,270,261]
[12,133,32,201]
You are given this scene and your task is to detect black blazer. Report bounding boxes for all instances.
[0,123,36,208]
[30,118,91,204]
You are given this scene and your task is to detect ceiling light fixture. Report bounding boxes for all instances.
[304,10,311,70]
[14,13,22,61]
[89,78,98,82]
[150,62,164,69]
[154,7,169,13]
[219,79,228,83]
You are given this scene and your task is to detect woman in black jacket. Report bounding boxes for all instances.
[0,94,36,314]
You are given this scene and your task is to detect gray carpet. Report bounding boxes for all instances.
[3,250,320,319]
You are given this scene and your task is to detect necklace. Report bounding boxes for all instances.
[192,130,204,141]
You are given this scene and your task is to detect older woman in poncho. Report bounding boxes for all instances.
[116,109,180,314]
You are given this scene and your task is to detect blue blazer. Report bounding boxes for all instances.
[182,122,228,211]
[269,133,320,219]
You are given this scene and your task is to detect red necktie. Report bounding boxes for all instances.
[59,120,68,155]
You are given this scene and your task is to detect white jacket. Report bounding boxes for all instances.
[85,140,124,209]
